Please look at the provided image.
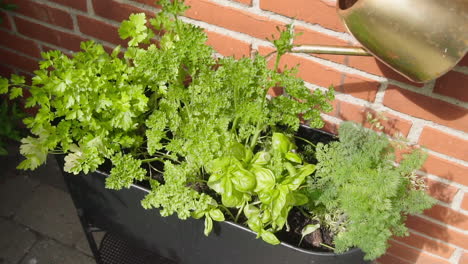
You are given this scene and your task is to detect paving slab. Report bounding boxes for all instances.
[0,174,40,218]
[20,238,94,264]
[28,155,68,192]
[75,231,105,257]
[0,218,37,264]
[14,184,84,247]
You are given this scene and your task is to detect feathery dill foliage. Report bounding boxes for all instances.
[308,122,435,260]
[5,0,333,238]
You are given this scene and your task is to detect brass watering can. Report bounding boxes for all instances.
[292,0,468,83]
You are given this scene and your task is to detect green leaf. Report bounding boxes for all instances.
[291,192,308,206]
[231,168,256,192]
[260,231,280,245]
[118,13,151,47]
[252,167,275,192]
[204,215,213,236]
[285,152,302,163]
[243,204,260,219]
[272,133,292,154]
[10,74,25,85]
[209,209,225,221]
[251,151,270,165]
[0,77,8,94]
[302,224,320,237]
[9,87,23,99]
[299,224,320,245]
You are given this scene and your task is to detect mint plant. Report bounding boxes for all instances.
[306,122,435,260]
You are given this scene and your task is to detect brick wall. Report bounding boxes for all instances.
[0,0,467,263]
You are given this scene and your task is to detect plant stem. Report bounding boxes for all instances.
[141,157,165,163]
[249,124,263,150]
[320,243,335,251]
[220,206,235,220]
[294,135,316,147]
[235,202,245,222]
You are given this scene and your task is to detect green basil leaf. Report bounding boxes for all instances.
[231,168,256,192]
[272,133,291,153]
[209,209,225,221]
[261,210,271,223]
[244,204,260,219]
[222,187,244,207]
[261,231,281,245]
[247,217,262,233]
[251,151,270,165]
[204,216,213,236]
[191,211,205,219]
[288,164,316,190]
[302,224,320,237]
[229,142,246,160]
[252,167,275,192]
[285,152,302,163]
[291,192,308,206]
[207,174,227,194]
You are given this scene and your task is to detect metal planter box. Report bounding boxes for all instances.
[59,127,369,264]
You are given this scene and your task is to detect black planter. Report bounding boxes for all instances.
[59,126,370,264]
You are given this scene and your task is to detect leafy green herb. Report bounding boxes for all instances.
[307,122,435,260]
[10,0,334,246]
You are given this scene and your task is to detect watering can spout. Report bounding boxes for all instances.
[295,0,468,83]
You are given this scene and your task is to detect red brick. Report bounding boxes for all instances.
[0,47,39,73]
[0,31,41,58]
[0,11,12,30]
[259,46,381,102]
[426,178,459,204]
[15,17,86,52]
[12,0,74,29]
[423,204,468,230]
[230,0,252,5]
[462,194,468,211]
[406,215,468,248]
[331,100,412,136]
[340,73,380,102]
[93,0,152,23]
[459,54,468,67]
[293,26,348,64]
[422,155,468,186]
[185,0,285,41]
[0,64,15,78]
[377,253,411,264]
[205,30,251,59]
[460,251,468,264]
[434,71,468,102]
[77,15,126,46]
[347,56,424,87]
[393,231,456,259]
[321,118,339,135]
[49,0,87,11]
[418,127,468,162]
[282,53,342,87]
[260,0,345,32]
[130,0,161,7]
[386,241,451,264]
[383,85,468,132]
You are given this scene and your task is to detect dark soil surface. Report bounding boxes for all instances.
[276,208,334,252]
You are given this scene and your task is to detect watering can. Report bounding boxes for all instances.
[292,0,468,83]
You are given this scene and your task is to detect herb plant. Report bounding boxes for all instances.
[0,75,25,155]
[306,122,435,260]
[4,0,333,245]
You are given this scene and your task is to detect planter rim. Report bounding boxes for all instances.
[93,163,362,258]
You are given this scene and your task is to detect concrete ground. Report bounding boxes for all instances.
[0,143,98,264]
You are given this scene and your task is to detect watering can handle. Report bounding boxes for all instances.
[291,45,371,57]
